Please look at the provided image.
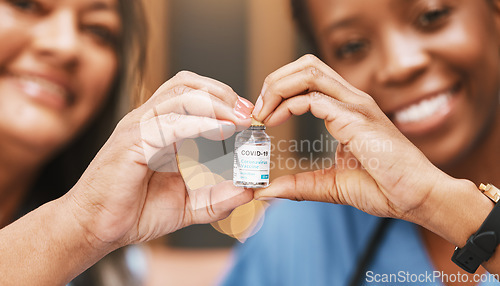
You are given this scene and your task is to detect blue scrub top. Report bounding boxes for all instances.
[222,200,500,286]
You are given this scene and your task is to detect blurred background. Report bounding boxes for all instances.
[139,1,324,285]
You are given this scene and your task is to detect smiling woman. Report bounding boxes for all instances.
[0,0,147,284]
[0,0,256,284]
[222,0,500,285]
[0,0,126,228]
[304,0,500,167]
[0,0,120,153]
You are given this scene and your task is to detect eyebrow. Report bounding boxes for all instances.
[321,0,417,37]
[83,0,118,13]
[321,16,360,37]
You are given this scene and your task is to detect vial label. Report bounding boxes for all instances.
[233,144,270,185]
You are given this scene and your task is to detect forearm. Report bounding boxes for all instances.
[0,196,115,286]
[413,177,500,274]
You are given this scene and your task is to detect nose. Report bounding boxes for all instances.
[376,30,430,85]
[32,10,79,68]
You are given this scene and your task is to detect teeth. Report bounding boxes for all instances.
[394,92,452,124]
[9,73,69,102]
[18,75,67,98]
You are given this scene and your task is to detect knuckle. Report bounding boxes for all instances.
[306,66,323,79]
[221,84,237,100]
[355,97,380,119]
[309,91,326,102]
[347,103,377,122]
[263,74,275,89]
[356,105,374,120]
[301,53,319,65]
[265,84,283,100]
[174,70,196,80]
[172,85,193,96]
[164,112,183,123]
[219,81,234,93]
[356,92,376,105]
[303,66,323,88]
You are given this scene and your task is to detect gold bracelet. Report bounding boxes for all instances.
[479,183,500,203]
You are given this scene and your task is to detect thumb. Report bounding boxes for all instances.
[254,167,341,204]
[187,180,254,225]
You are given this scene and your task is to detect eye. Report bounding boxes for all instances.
[417,7,450,29]
[335,39,369,60]
[7,0,43,13]
[83,25,119,47]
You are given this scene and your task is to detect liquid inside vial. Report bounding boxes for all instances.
[233,120,271,188]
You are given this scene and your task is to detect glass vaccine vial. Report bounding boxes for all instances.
[233,117,271,188]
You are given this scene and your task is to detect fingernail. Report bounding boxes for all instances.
[234,98,253,114]
[234,97,253,119]
[234,110,251,119]
[219,121,236,139]
[238,97,254,109]
[219,120,235,125]
[253,96,263,117]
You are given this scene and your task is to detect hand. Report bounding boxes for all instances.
[65,71,254,250]
[252,55,450,222]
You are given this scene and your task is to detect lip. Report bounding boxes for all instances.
[388,83,462,136]
[3,70,75,110]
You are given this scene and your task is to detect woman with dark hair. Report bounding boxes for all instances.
[223,0,500,285]
[0,0,254,285]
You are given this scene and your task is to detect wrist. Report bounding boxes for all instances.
[60,188,120,254]
[413,175,494,247]
[0,194,114,285]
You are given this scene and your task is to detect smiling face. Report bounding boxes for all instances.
[0,0,120,163]
[306,0,500,166]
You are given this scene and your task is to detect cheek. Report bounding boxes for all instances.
[436,17,500,100]
[441,27,500,145]
[0,9,31,66]
[71,52,118,130]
